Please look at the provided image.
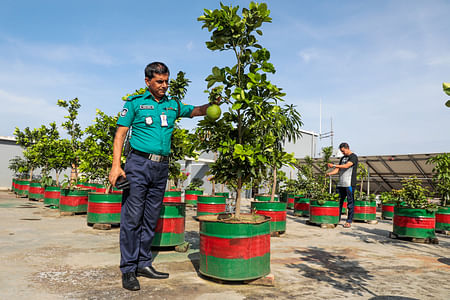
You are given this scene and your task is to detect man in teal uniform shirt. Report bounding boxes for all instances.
[109,62,214,291]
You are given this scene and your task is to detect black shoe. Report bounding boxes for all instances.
[136,266,169,279]
[122,272,140,291]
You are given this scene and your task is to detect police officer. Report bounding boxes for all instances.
[109,62,214,291]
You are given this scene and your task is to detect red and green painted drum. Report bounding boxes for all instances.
[287,193,295,209]
[251,201,287,233]
[254,194,279,202]
[215,192,229,198]
[197,195,226,217]
[93,183,108,193]
[163,190,181,203]
[341,199,348,214]
[76,182,91,189]
[87,193,121,224]
[11,178,16,193]
[354,200,377,221]
[111,187,123,194]
[152,203,186,247]
[294,197,310,217]
[29,182,45,200]
[436,206,450,232]
[44,186,60,206]
[309,200,340,225]
[382,203,395,219]
[185,190,203,206]
[16,179,30,196]
[60,189,90,213]
[198,214,271,281]
[393,207,436,239]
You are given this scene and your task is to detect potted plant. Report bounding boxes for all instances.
[427,153,450,233]
[352,163,377,223]
[77,109,122,226]
[295,156,316,217]
[8,156,29,196]
[185,178,204,206]
[391,177,437,241]
[195,2,294,280]
[380,191,396,220]
[308,147,340,227]
[56,98,92,214]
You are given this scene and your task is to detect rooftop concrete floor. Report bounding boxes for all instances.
[0,190,449,300]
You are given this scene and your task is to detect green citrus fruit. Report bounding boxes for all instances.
[206,104,221,120]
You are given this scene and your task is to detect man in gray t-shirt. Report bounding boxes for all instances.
[326,142,358,228]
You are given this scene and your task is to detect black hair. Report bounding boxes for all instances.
[144,62,170,79]
[339,142,350,149]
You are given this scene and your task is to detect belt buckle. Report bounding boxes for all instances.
[148,154,161,162]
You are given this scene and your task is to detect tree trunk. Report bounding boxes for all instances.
[235,177,242,219]
[270,167,277,202]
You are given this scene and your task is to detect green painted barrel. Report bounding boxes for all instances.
[197,195,226,217]
[185,190,203,206]
[29,182,44,200]
[309,200,340,225]
[198,214,271,281]
[11,178,16,193]
[341,199,348,214]
[254,194,279,202]
[215,192,229,198]
[60,189,90,213]
[152,203,186,247]
[251,201,287,233]
[163,190,182,203]
[287,193,295,209]
[393,207,435,239]
[17,179,30,197]
[87,193,121,224]
[44,186,60,206]
[382,203,395,219]
[294,197,310,217]
[354,200,377,221]
[435,206,450,232]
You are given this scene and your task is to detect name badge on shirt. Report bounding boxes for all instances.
[140,105,154,109]
[160,114,168,127]
[145,116,153,125]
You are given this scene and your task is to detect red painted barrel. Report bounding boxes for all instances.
[251,201,287,234]
[436,206,450,232]
[341,199,348,214]
[382,203,395,219]
[60,189,90,213]
[287,193,295,209]
[254,194,279,202]
[87,192,121,225]
[44,186,60,206]
[16,179,30,197]
[29,182,45,200]
[163,190,182,203]
[354,200,377,221]
[309,200,340,225]
[198,214,271,281]
[185,190,203,206]
[393,207,435,239]
[197,195,226,217]
[152,203,186,247]
[294,196,310,217]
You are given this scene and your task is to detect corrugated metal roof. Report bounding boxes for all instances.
[297,152,444,194]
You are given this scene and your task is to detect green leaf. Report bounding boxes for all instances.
[444,82,450,96]
[446,100,450,108]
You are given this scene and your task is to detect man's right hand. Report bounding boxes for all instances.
[109,166,126,187]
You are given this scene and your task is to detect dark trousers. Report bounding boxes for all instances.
[337,186,355,223]
[119,152,169,274]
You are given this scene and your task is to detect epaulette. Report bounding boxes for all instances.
[126,94,142,101]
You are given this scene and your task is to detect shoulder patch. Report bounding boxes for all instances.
[120,108,128,117]
[126,94,141,101]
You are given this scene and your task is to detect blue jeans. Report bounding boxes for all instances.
[337,186,355,223]
[119,151,169,273]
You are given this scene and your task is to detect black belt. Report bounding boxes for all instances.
[131,148,169,162]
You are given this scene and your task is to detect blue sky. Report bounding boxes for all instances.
[0,0,449,156]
